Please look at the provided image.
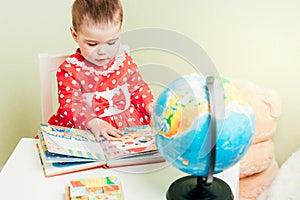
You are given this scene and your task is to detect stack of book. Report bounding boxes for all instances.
[36,124,164,177]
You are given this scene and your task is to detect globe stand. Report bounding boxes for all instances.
[166,76,233,200]
[166,176,233,200]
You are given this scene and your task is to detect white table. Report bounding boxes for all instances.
[0,138,239,199]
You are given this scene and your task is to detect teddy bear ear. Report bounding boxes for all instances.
[262,89,281,118]
[231,78,281,118]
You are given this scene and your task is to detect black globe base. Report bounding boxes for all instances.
[166,175,233,200]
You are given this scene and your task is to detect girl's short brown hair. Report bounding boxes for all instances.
[72,0,123,32]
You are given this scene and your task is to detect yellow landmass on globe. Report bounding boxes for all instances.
[161,93,209,138]
[158,76,250,139]
[163,94,182,138]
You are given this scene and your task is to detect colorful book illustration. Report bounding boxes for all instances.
[38,131,94,163]
[101,125,158,160]
[65,176,123,200]
[40,124,106,161]
[36,124,164,177]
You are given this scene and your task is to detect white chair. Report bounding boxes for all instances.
[38,53,69,123]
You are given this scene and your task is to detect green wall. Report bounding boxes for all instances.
[1,0,300,168]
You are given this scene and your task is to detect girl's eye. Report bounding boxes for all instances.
[87,43,97,46]
[107,41,116,46]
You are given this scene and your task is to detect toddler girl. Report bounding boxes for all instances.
[48,0,154,140]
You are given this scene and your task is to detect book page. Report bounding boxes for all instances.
[40,124,106,161]
[101,125,158,160]
[38,131,93,163]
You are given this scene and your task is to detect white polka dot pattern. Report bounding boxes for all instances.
[48,49,154,130]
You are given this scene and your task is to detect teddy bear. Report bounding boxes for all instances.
[231,79,281,200]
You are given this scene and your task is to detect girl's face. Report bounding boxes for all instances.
[71,20,121,67]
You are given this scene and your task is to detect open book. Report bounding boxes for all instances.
[36,124,164,177]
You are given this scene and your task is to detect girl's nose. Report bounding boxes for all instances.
[97,45,106,55]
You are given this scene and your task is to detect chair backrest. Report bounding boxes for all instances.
[38,53,69,122]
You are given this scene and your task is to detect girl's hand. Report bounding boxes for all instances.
[146,102,155,115]
[87,118,123,141]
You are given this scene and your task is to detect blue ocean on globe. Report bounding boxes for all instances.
[152,74,255,176]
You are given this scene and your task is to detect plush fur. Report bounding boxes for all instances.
[240,140,275,178]
[231,79,281,200]
[239,159,278,200]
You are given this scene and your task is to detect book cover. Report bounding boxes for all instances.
[37,124,165,177]
[36,143,106,178]
[65,176,123,200]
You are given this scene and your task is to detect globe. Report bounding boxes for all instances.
[152,73,255,177]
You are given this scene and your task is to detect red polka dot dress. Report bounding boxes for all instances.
[48,48,154,130]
